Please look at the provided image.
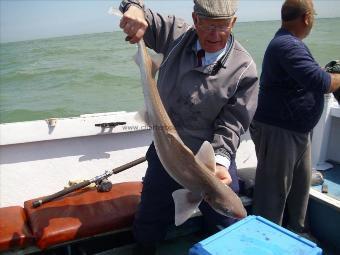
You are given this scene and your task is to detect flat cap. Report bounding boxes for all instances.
[194,0,238,19]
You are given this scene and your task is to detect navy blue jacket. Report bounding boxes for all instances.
[254,28,331,133]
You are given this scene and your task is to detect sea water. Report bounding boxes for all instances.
[0,18,339,123]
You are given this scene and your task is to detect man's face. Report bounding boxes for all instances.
[193,13,236,53]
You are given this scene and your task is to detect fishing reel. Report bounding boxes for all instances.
[325,60,340,73]
[96,178,113,192]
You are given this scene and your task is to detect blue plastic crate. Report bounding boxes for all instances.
[189,215,322,255]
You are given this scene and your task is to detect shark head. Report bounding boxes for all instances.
[204,187,247,219]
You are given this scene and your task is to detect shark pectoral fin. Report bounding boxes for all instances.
[172,189,202,226]
[195,141,216,172]
[150,53,164,78]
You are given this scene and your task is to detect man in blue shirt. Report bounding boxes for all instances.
[250,0,340,233]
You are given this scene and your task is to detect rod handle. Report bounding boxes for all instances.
[32,180,91,208]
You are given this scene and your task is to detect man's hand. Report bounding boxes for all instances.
[215,164,232,185]
[119,5,148,44]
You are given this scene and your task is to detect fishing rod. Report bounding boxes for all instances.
[32,156,146,208]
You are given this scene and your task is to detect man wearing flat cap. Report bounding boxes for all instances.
[118,0,258,253]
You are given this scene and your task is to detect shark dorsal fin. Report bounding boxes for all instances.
[195,141,216,172]
[150,53,163,78]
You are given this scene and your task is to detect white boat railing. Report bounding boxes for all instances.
[312,95,340,170]
[1,96,339,208]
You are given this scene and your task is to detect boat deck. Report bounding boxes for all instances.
[308,162,340,255]
[311,162,340,200]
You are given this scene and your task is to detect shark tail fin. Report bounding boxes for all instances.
[133,51,141,67]
[172,189,202,226]
[150,53,163,78]
[133,47,163,78]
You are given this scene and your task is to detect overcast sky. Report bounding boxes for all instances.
[1,0,339,43]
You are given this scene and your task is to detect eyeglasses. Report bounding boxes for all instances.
[196,24,232,32]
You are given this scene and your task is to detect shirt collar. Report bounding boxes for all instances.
[196,40,229,66]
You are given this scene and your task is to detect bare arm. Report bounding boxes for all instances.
[328,73,340,93]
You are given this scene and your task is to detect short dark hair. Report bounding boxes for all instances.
[281,0,309,21]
